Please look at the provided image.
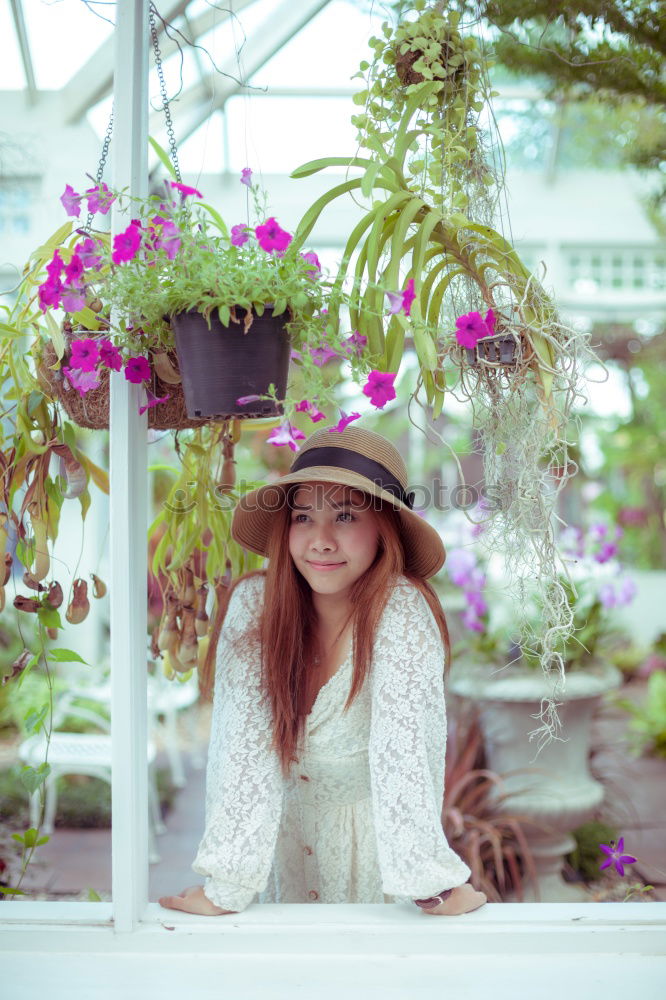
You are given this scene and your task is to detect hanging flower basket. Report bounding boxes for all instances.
[171,305,291,420]
[37,338,207,431]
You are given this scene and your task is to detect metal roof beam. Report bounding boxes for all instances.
[10,0,37,103]
[151,0,332,145]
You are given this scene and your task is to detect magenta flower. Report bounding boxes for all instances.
[594,541,618,564]
[386,278,416,316]
[153,217,181,259]
[462,608,485,633]
[290,349,303,362]
[112,222,142,264]
[255,217,292,253]
[60,184,82,218]
[301,251,321,279]
[64,254,85,286]
[60,287,87,313]
[139,388,171,415]
[240,168,253,188]
[170,180,203,199]
[328,410,361,433]
[362,370,397,409]
[85,182,115,215]
[447,548,477,587]
[46,251,64,280]
[99,339,122,372]
[309,344,341,367]
[342,330,367,358]
[267,420,306,452]
[231,224,250,248]
[236,394,263,405]
[599,838,637,877]
[455,311,490,348]
[62,366,101,396]
[295,399,326,423]
[70,338,100,373]
[38,278,62,311]
[124,355,151,384]
[74,238,103,270]
[466,590,488,617]
[484,308,496,335]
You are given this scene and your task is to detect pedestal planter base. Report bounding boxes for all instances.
[172,306,291,420]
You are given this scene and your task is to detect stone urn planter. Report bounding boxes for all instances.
[448,659,623,901]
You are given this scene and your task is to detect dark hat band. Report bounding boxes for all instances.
[290,446,415,510]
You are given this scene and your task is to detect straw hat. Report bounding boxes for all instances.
[230,423,446,579]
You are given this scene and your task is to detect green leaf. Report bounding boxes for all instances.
[19,765,51,796]
[361,161,380,198]
[217,304,230,327]
[47,648,88,664]
[290,155,374,179]
[37,606,62,629]
[148,136,178,180]
[200,203,229,238]
[24,704,49,735]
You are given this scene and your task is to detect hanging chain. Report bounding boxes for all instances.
[83,109,114,236]
[149,2,182,184]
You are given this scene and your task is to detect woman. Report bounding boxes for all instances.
[159,423,487,917]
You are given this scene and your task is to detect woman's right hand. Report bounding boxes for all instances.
[158,885,236,916]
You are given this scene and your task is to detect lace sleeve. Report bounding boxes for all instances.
[191,575,284,912]
[368,580,472,902]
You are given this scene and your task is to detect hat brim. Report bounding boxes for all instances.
[230,466,446,579]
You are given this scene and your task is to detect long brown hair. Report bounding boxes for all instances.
[221,486,451,779]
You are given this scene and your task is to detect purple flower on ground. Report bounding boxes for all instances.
[616,575,637,606]
[599,838,637,877]
[328,410,361,433]
[362,370,397,409]
[295,399,326,423]
[240,168,253,188]
[62,366,101,396]
[124,355,151,384]
[267,420,306,452]
[60,287,87,313]
[466,590,488,617]
[70,338,100,373]
[462,608,485,633]
[112,222,142,264]
[230,224,250,248]
[255,217,292,253]
[455,311,490,348]
[99,339,123,372]
[60,184,82,218]
[170,181,203,199]
[85,182,115,215]
[595,540,618,564]
[446,548,477,587]
[139,388,171,415]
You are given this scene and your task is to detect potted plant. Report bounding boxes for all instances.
[445,517,636,900]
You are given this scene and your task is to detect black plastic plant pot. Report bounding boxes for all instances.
[464,334,518,366]
[171,306,290,420]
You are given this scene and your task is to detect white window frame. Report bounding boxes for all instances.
[1,4,664,989]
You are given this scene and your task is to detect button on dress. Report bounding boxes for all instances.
[191,573,472,911]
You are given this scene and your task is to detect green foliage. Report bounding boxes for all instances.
[566,819,620,882]
[613,671,666,758]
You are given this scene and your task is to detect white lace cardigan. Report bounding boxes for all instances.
[191,573,472,910]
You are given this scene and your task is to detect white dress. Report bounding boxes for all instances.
[191,572,472,911]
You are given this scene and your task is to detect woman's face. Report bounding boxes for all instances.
[288,481,380,597]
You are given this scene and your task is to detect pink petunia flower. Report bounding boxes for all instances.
[462,608,485,633]
[112,222,142,264]
[153,217,181,259]
[236,394,263,405]
[301,251,321,280]
[309,344,341,367]
[230,224,250,248]
[70,338,100,373]
[124,355,151,384]
[255,217,292,253]
[290,349,303,362]
[328,410,361,433]
[386,278,416,316]
[267,420,306,452]
[60,184,82,218]
[99,339,123,372]
[295,399,326,423]
[139,388,171,415]
[362,370,397,409]
[240,168,253,188]
[484,308,496,336]
[85,182,115,216]
[342,330,367,358]
[64,254,85,286]
[62,366,101,396]
[74,238,103,270]
[60,288,87,313]
[446,548,477,587]
[455,310,492,348]
[46,251,64,280]
[38,278,62,311]
[170,181,203,199]
[599,838,637,877]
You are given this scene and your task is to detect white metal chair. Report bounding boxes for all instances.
[17,691,165,864]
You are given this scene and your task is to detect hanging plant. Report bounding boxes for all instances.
[290,1,603,750]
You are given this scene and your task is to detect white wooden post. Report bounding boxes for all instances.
[109,0,149,932]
